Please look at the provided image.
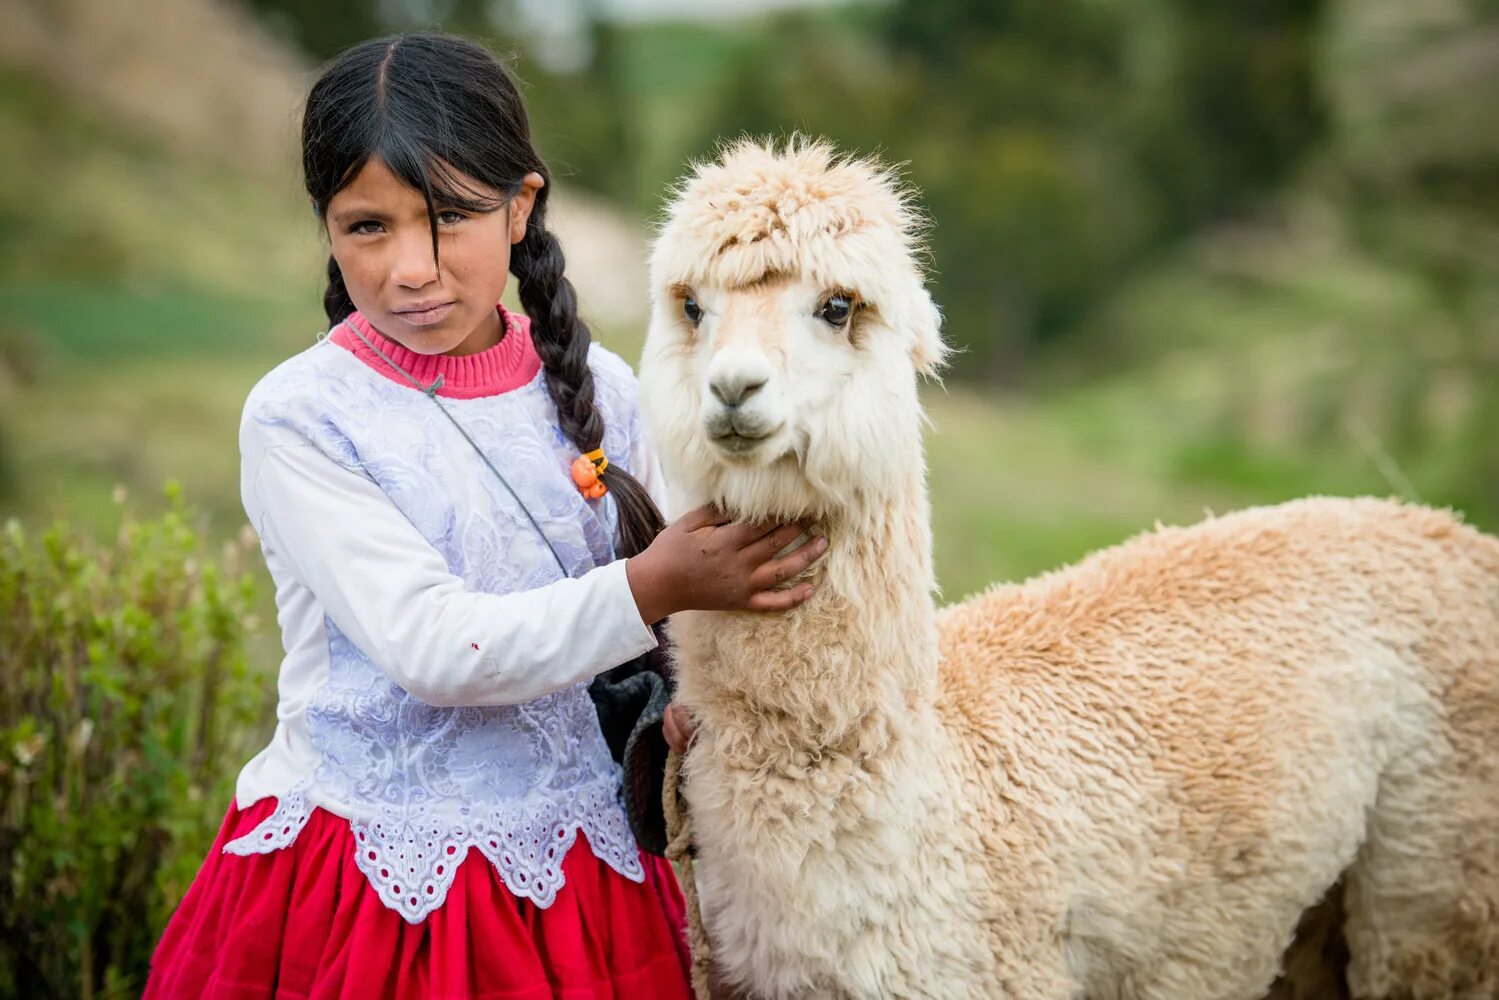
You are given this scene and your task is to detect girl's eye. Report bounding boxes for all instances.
[818,294,854,328]
[682,296,704,327]
[346,213,463,235]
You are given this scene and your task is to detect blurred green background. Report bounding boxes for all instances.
[3,0,1497,596]
[0,0,1496,991]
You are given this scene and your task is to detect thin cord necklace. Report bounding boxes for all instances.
[335,317,576,577]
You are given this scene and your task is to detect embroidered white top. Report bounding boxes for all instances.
[224,307,667,923]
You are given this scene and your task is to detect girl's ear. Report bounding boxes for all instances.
[509,172,546,244]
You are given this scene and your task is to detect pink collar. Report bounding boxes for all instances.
[330,306,543,399]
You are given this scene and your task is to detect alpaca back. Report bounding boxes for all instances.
[933,495,1499,996]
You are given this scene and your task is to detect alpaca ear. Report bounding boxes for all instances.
[907,291,949,378]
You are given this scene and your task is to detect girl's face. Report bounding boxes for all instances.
[325,157,545,356]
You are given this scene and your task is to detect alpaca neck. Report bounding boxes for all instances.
[671,451,987,993]
[676,466,942,752]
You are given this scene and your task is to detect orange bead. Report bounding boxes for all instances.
[570,455,599,489]
[571,455,607,498]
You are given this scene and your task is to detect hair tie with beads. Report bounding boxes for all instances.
[570,448,609,499]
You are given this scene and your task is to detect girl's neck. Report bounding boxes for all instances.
[331,305,542,400]
[447,306,506,357]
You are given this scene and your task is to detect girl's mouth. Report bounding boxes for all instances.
[393,301,456,326]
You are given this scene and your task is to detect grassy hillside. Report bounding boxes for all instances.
[0,63,320,536]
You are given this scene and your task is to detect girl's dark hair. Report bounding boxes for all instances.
[302,33,663,559]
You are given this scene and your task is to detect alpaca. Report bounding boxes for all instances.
[637,139,1499,1000]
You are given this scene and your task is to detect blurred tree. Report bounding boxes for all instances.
[1319,0,1499,518]
[1142,0,1327,226]
[244,0,383,56]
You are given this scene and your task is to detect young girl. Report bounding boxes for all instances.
[145,32,826,999]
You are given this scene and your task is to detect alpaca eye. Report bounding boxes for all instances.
[683,296,704,327]
[818,294,853,328]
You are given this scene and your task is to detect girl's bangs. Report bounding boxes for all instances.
[381,139,512,215]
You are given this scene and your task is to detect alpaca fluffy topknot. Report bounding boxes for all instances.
[651,136,928,294]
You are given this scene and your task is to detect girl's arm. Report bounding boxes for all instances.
[248,438,660,709]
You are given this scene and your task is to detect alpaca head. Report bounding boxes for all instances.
[640,138,948,522]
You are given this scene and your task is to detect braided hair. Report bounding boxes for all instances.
[301,33,663,558]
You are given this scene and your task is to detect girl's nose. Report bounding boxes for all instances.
[390,231,441,288]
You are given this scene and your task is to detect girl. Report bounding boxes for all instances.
[145,32,826,999]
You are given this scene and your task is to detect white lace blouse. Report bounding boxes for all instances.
[224,310,667,923]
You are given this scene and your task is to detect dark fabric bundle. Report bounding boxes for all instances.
[588,623,673,856]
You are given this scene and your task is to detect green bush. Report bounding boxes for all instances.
[0,485,265,999]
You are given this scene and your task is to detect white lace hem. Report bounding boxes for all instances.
[222,780,645,923]
[223,786,313,854]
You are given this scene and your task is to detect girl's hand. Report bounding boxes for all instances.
[625,503,828,625]
[663,702,695,754]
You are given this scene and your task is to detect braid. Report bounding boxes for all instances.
[513,207,665,559]
[516,223,605,449]
[323,255,355,325]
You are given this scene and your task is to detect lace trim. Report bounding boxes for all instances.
[222,779,645,923]
[223,786,312,855]
[352,810,465,921]
[471,777,643,907]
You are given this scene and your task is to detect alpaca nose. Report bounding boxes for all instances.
[709,372,767,408]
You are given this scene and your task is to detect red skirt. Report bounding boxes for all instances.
[145,797,694,1000]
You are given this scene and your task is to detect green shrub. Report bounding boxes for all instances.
[0,485,265,999]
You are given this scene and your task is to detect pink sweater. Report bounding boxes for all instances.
[330,305,544,399]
